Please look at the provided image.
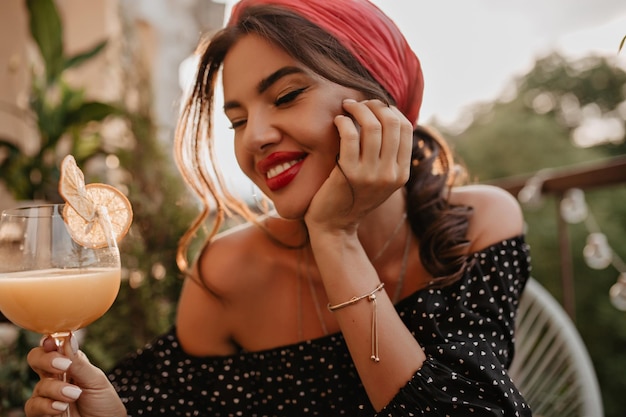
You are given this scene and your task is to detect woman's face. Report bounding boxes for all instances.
[221,34,364,219]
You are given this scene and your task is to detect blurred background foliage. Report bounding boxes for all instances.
[1,2,625,416]
[444,52,626,417]
[0,0,123,202]
[0,1,200,414]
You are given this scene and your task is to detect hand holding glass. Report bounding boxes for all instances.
[0,204,121,417]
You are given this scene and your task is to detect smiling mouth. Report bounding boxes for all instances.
[266,158,304,179]
[261,154,307,192]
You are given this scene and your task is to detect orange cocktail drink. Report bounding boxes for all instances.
[0,267,120,334]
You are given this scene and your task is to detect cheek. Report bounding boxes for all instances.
[302,104,343,153]
[233,141,254,179]
[321,117,342,160]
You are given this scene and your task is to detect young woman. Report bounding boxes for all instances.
[25,1,531,416]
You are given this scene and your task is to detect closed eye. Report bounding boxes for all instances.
[227,86,309,129]
[274,87,307,107]
[229,119,246,130]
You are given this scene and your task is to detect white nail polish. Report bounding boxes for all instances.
[52,401,69,411]
[62,385,82,400]
[51,357,72,371]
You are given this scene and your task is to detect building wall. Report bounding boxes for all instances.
[0,1,32,160]
[120,0,226,145]
[0,0,226,210]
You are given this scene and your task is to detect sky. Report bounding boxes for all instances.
[370,0,626,127]
[216,0,626,127]
[210,0,626,191]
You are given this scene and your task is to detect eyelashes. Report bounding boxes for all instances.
[229,120,244,130]
[274,87,307,106]
[228,87,309,130]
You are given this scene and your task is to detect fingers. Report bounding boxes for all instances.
[307,99,413,227]
[338,99,384,167]
[389,105,414,179]
[32,334,108,387]
[26,334,82,416]
[25,394,70,417]
[28,333,79,378]
[28,347,70,379]
[335,99,412,184]
[25,379,82,417]
[25,332,126,417]
[40,335,58,352]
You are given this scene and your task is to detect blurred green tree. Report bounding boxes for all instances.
[446,52,626,417]
[0,1,199,414]
[0,0,124,202]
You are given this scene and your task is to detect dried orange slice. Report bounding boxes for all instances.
[59,155,133,248]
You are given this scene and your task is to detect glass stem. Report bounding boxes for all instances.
[51,331,72,417]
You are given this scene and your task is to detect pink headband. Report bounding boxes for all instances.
[228,0,424,126]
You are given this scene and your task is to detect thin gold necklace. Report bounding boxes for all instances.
[296,247,329,339]
[296,221,412,339]
[372,212,408,262]
[296,249,303,340]
[304,248,329,336]
[392,228,412,303]
[372,212,411,302]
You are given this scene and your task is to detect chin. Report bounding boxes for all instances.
[273,203,308,221]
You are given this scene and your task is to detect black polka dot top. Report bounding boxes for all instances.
[109,236,532,416]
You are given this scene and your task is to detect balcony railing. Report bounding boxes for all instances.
[486,154,626,319]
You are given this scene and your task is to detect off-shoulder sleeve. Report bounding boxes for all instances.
[108,329,376,416]
[108,330,263,416]
[378,236,532,416]
[109,237,532,416]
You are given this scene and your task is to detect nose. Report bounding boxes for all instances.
[241,110,281,152]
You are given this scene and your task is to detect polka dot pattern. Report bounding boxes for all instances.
[109,236,532,416]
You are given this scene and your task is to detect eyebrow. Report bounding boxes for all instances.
[223,66,305,111]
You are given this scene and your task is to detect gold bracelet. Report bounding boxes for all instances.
[327,282,385,362]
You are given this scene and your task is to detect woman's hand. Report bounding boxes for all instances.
[24,333,126,417]
[305,99,413,232]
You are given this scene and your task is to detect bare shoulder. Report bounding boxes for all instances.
[449,184,524,252]
[196,221,268,295]
[176,222,270,356]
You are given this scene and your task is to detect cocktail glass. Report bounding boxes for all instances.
[0,204,121,417]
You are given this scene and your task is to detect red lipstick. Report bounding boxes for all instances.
[257,152,306,191]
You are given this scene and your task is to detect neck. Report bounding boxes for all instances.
[357,188,409,261]
[260,214,309,249]
[262,187,409,256]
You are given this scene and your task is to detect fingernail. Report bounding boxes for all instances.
[52,401,69,412]
[70,332,79,354]
[51,357,72,371]
[343,98,356,103]
[62,385,82,400]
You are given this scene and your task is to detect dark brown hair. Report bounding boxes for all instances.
[175,5,472,286]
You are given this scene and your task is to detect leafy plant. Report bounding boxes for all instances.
[0,0,124,202]
[0,1,131,414]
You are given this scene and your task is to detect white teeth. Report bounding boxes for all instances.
[266,160,299,179]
